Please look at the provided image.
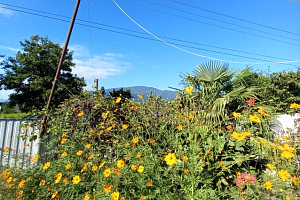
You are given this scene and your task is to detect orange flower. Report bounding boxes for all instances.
[137,153,142,158]
[184,169,189,174]
[141,195,146,200]
[182,156,188,162]
[130,106,137,110]
[63,178,68,183]
[65,164,71,170]
[137,94,143,99]
[217,161,224,166]
[90,129,95,133]
[103,184,113,193]
[31,154,39,163]
[177,124,183,131]
[39,179,46,186]
[150,139,155,145]
[72,107,78,111]
[147,181,152,186]
[61,152,67,157]
[131,165,137,171]
[4,147,9,152]
[76,150,83,156]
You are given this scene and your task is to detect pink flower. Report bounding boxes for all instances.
[235,178,245,187]
[241,173,256,183]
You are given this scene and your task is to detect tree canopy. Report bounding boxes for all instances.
[0,35,86,112]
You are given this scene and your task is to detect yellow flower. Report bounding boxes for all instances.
[264,181,272,190]
[183,86,193,93]
[290,103,300,109]
[184,169,189,174]
[217,161,224,166]
[164,153,176,166]
[278,170,291,181]
[286,196,292,200]
[233,112,241,117]
[258,108,265,115]
[55,173,62,183]
[122,124,129,129]
[232,132,248,141]
[292,176,298,185]
[72,175,80,184]
[103,168,111,177]
[147,181,152,186]
[86,144,91,149]
[182,156,188,162]
[39,179,46,186]
[141,195,146,200]
[65,164,71,170]
[137,153,142,158]
[18,180,25,188]
[60,138,67,144]
[132,137,139,144]
[116,97,122,103]
[31,154,39,163]
[7,177,12,183]
[138,166,144,173]
[4,147,9,152]
[177,124,183,131]
[88,154,95,160]
[103,184,113,193]
[277,143,295,158]
[84,194,90,200]
[131,165,137,171]
[61,152,67,157]
[249,114,261,123]
[117,160,125,168]
[51,191,59,199]
[102,110,110,118]
[43,162,50,170]
[266,164,276,170]
[92,165,98,171]
[76,150,83,156]
[77,112,84,117]
[63,178,68,183]
[137,94,143,98]
[99,161,106,168]
[239,198,245,200]
[111,191,120,200]
[112,169,121,176]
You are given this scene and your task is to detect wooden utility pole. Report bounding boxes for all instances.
[40,0,81,136]
[94,78,98,98]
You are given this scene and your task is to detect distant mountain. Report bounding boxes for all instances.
[102,86,177,101]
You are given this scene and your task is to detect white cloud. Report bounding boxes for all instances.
[0,90,13,101]
[70,45,130,79]
[0,7,14,17]
[0,45,19,52]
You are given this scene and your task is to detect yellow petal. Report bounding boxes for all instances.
[277,145,284,151]
[281,151,294,158]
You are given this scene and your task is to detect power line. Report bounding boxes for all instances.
[0,5,299,66]
[163,0,300,37]
[137,0,300,42]
[117,0,300,46]
[111,0,300,65]
[0,2,298,62]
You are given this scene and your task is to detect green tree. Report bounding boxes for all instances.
[0,35,86,112]
[108,88,132,99]
[99,86,106,97]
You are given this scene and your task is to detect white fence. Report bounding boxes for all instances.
[0,119,40,168]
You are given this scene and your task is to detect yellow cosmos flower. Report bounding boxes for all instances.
[286,196,292,200]
[131,165,137,171]
[266,164,276,170]
[65,164,71,170]
[102,110,109,118]
[182,156,188,162]
[72,175,80,184]
[232,131,250,141]
[77,112,84,117]
[278,170,291,181]
[130,106,137,110]
[233,112,241,117]
[99,161,106,168]
[292,176,298,186]
[116,97,122,103]
[111,191,120,200]
[164,153,176,166]
[132,137,139,144]
[83,194,89,200]
[51,191,59,199]
[88,154,95,160]
[92,165,98,171]
[264,181,272,190]
[277,143,295,158]
[39,179,46,186]
[61,152,67,157]
[137,94,143,98]
[290,103,300,109]
[54,173,62,184]
[183,86,193,93]
[76,150,83,156]
[122,124,129,129]
[117,160,125,168]
[103,184,113,193]
[60,138,67,144]
[249,114,261,123]
[43,162,50,170]
[86,144,91,149]
[138,166,144,173]
[103,168,111,177]
[177,124,183,131]
[18,180,25,188]
[4,147,9,152]
[31,154,39,163]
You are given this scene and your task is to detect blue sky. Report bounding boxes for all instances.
[0,0,300,101]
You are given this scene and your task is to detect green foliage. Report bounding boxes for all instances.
[108,88,132,99]
[0,35,86,112]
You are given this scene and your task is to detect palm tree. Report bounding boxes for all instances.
[178,61,258,125]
